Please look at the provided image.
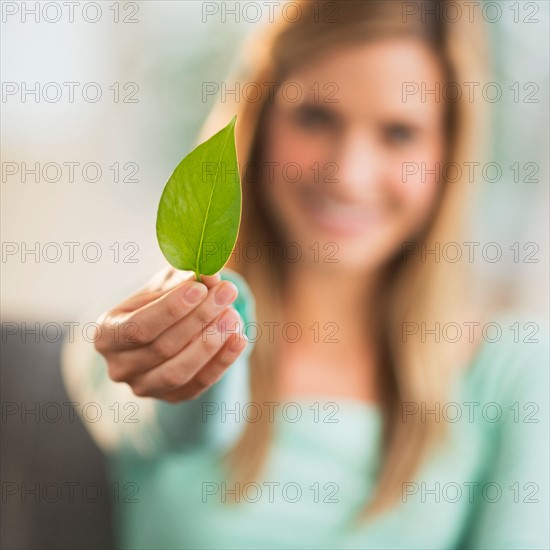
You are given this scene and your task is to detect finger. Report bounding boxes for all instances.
[113,280,239,371]
[199,273,222,288]
[160,333,248,402]
[130,268,219,295]
[160,269,220,290]
[112,281,240,377]
[115,267,191,312]
[129,307,242,397]
[160,269,198,292]
[98,279,208,352]
[110,290,165,315]
[131,266,175,296]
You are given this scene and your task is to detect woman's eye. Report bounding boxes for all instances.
[384,124,416,145]
[295,106,335,130]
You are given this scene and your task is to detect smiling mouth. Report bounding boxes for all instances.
[297,187,384,236]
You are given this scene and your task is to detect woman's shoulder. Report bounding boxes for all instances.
[455,310,549,550]
[461,309,549,406]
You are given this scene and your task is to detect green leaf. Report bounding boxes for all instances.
[156,116,241,281]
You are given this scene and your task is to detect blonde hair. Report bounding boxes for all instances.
[199,0,490,519]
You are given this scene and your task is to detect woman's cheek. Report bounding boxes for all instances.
[276,141,328,184]
[399,139,443,191]
[265,117,331,180]
[391,156,442,230]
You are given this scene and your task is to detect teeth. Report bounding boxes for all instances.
[313,194,378,220]
[298,188,383,234]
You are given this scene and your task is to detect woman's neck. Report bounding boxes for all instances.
[275,263,385,403]
[282,263,383,345]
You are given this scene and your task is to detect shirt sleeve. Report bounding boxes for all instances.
[462,317,549,550]
[60,268,256,460]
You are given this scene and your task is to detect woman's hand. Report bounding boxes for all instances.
[93,266,248,402]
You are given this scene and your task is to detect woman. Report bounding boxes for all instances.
[62,1,548,548]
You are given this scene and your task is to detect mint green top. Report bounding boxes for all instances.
[65,269,549,549]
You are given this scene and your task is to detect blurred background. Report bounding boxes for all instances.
[1,1,548,548]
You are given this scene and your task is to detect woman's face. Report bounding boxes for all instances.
[261,38,447,273]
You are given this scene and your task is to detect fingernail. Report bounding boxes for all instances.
[184,283,207,304]
[230,337,246,352]
[214,282,238,306]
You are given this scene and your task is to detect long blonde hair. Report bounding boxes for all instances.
[199,0,489,518]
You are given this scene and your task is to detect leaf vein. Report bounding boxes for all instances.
[195,125,233,276]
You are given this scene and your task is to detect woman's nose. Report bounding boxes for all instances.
[333,130,382,201]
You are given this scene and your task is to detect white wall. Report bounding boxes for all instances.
[2,1,548,322]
